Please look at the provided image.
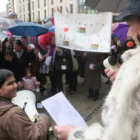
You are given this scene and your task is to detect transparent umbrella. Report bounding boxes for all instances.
[0,31,8,41]
[0,17,16,31]
[43,21,53,29]
[84,0,126,13]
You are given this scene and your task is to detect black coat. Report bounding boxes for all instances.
[0,59,20,82]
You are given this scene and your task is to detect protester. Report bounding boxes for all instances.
[84,52,103,100]
[27,43,42,82]
[0,69,50,140]
[17,68,40,92]
[14,40,29,80]
[0,50,20,82]
[44,33,63,95]
[54,0,140,139]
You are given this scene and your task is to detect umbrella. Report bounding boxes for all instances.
[43,21,53,29]
[7,22,48,36]
[112,22,128,44]
[0,31,8,41]
[0,17,16,31]
[38,32,54,49]
[13,19,24,24]
[49,26,55,33]
[84,0,126,13]
[43,17,53,23]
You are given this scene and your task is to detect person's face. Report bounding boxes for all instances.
[8,37,15,45]
[27,46,32,51]
[127,16,140,46]
[26,71,32,78]
[0,76,17,99]
[14,44,21,52]
[4,54,13,61]
[50,36,55,45]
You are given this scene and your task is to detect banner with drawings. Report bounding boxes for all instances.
[54,12,112,53]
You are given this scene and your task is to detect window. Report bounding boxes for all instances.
[28,13,29,21]
[32,1,34,10]
[60,6,63,13]
[32,12,34,21]
[24,14,25,21]
[51,8,54,16]
[23,5,25,12]
[44,10,46,18]
[38,0,40,8]
[38,11,40,20]
[20,6,21,13]
[44,0,46,6]
[70,4,73,14]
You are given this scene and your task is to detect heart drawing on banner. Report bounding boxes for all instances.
[63,28,69,33]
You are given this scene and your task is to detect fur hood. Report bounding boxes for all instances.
[68,47,140,140]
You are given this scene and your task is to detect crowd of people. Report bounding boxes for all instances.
[1,0,140,139]
[0,33,106,100]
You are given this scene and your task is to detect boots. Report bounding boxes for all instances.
[93,89,99,101]
[87,88,94,99]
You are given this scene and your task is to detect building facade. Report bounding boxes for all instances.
[7,0,15,15]
[15,0,94,23]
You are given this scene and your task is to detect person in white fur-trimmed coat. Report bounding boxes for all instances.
[54,0,140,140]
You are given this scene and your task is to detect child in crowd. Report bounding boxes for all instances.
[18,68,40,92]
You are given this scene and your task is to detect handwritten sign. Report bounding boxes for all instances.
[54,13,112,53]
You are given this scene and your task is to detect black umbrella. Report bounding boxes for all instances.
[84,0,126,13]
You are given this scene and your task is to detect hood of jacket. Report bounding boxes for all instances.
[0,96,16,116]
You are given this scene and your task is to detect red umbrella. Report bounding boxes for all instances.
[38,32,54,49]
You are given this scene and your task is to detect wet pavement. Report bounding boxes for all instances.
[37,75,111,139]
[37,75,111,122]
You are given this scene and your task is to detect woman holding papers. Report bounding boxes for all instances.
[54,0,140,139]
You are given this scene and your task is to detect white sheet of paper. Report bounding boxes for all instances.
[45,56,52,65]
[89,64,94,69]
[41,92,87,127]
[61,65,66,70]
[37,103,43,109]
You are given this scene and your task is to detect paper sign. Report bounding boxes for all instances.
[37,103,43,109]
[54,13,112,53]
[41,92,87,127]
[45,56,52,65]
[89,64,94,70]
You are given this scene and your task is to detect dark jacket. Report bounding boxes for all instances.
[84,52,103,89]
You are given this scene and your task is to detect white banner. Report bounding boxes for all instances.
[54,12,112,53]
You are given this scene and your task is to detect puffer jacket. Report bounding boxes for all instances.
[0,96,50,140]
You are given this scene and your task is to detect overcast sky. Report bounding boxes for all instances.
[0,0,7,12]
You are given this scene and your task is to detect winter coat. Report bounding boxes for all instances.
[14,50,29,79]
[68,47,140,140]
[84,52,103,89]
[0,96,50,140]
[19,76,39,92]
[0,59,20,82]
